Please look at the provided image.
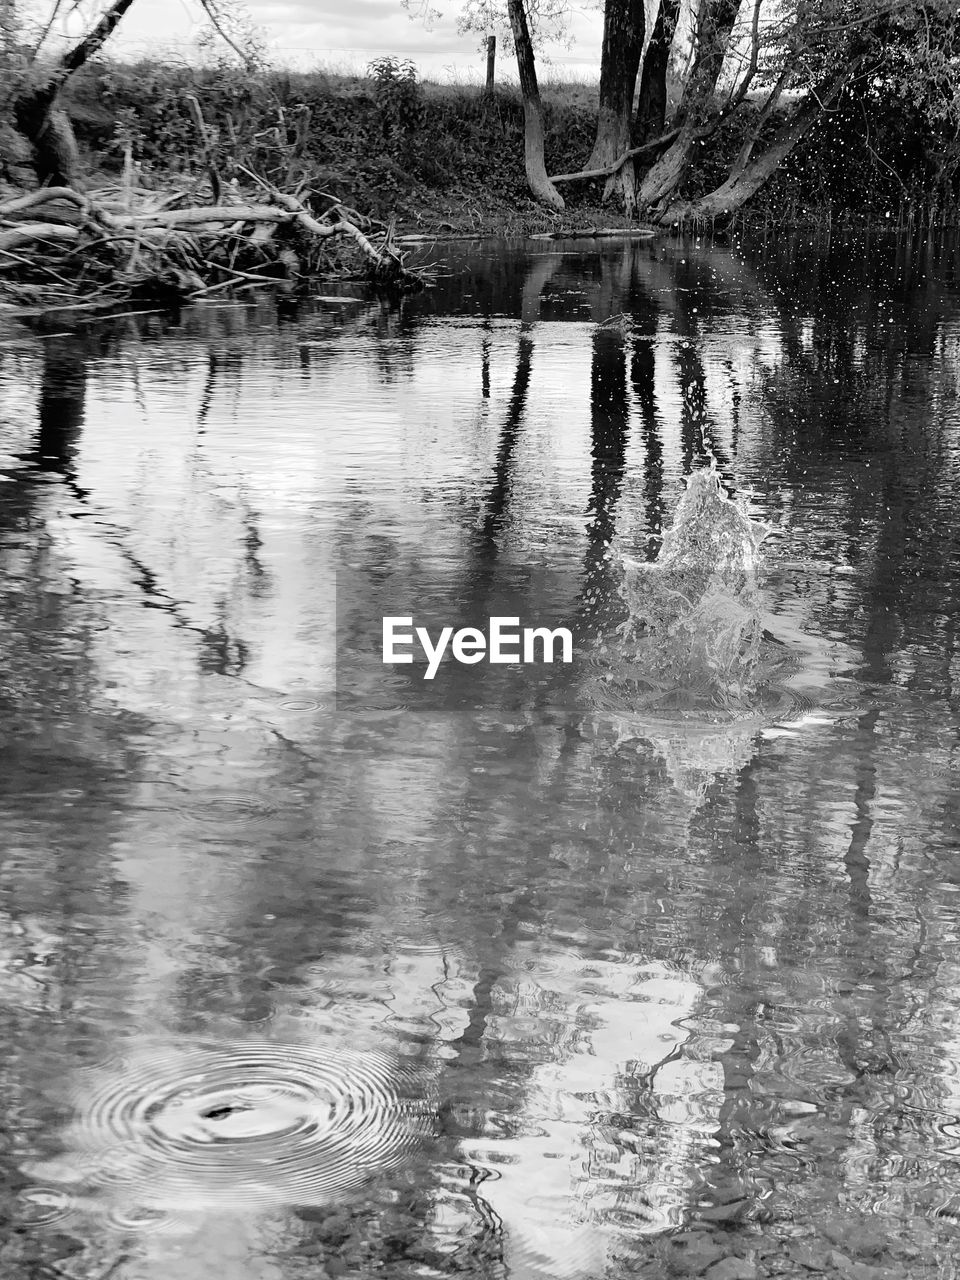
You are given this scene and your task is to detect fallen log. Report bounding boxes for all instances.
[233,166,405,282]
[0,178,427,309]
[0,223,82,251]
[127,204,300,228]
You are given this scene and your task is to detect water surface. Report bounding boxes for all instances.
[1,230,960,1278]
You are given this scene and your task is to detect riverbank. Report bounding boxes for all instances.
[2,55,954,317]
[0,171,666,321]
[4,58,953,247]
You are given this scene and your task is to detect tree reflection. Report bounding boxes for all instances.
[4,235,960,1275]
[477,254,560,549]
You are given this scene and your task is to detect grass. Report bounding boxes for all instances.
[3,59,954,236]
[35,60,624,235]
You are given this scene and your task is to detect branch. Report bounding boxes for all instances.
[197,0,259,71]
[0,185,121,230]
[723,0,763,116]
[549,127,682,184]
[0,185,86,216]
[729,64,790,178]
[0,182,419,292]
[29,0,66,61]
[234,164,390,265]
[0,223,81,251]
[58,0,137,79]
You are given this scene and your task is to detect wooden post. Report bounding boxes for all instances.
[485,35,496,91]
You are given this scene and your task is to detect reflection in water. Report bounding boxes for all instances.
[1,232,960,1277]
[580,323,629,632]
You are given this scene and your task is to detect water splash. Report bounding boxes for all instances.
[620,464,771,702]
[583,467,826,796]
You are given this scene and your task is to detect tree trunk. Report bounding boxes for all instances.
[13,98,80,186]
[506,0,564,211]
[586,0,646,213]
[634,0,680,146]
[0,0,16,54]
[13,0,138,188]
[636,0,741,214]
[637,124,701,210]
[676,0,742,123]
[658,61,861,224]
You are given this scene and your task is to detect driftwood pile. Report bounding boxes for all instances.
[0,168,424,314]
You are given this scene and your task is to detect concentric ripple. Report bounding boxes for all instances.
[15,1186,75,1226]
[66,1043,433,1212]
[102,1203,182,1235]
[178,795,278,827]
[277,697,323,713]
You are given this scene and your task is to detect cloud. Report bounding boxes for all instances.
[107,0,603,81]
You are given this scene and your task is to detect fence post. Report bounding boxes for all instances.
[485,35,496,91]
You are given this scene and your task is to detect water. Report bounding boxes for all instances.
[1,230,960,1278]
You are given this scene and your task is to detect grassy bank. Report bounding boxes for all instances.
[0,61,619,236]
[2,58,956,247]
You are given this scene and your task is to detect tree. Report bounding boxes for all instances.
[635,0,742,214]
[506,0,564,210]
[434,0,957,225]
[634,0,680,147]
[544,0,960,225]
[586,0,645,212]
[8,0,137,185]
[420,0,569,210]
[3,0,266,187]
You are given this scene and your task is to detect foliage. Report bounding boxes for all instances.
[367,56,424,157]
[195,0,269,71]
[403,0,573,53]
[47,61,562,215]
[4,43,959,230]
[773,76,960,226]
[92,59,268,173]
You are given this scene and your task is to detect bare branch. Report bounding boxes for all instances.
[59,0,137,79]
[724,0,763,115]
[29,0,66,60]
[196,0,263,70]
[549,127,682,183]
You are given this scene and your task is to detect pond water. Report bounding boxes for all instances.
[1,230,960,1279]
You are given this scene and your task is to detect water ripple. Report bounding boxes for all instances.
[52,1042,434,1214]
[15,1186,75,1226]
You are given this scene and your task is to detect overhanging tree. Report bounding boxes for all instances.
[2,0,266,187]
[6,0,137,185]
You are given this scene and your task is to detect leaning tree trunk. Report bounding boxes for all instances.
[658,60,862,224]
[634,0,680,146]
[506,0,564,212]
[586,0,645,212]
[13,98,80,186]
[13,0,137,187]
[636,0,741,215]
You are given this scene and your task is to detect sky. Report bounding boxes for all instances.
[56,0,609,83]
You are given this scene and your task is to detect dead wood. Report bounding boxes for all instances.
[0,174,428,312]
